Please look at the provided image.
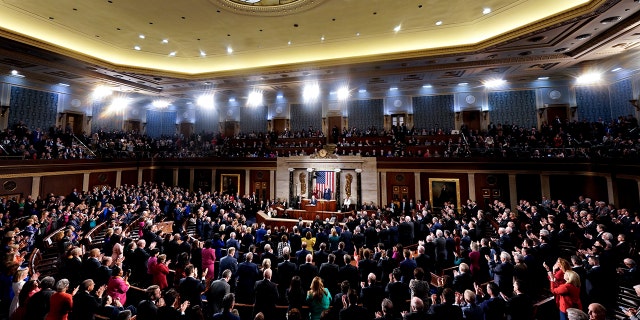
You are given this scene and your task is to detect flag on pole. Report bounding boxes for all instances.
[316,171,335,199]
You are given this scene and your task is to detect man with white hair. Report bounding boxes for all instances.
[489,251,514,296]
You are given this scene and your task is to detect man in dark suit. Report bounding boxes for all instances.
[360,273,385,317]
[299,253,319,292]
[333,242,348,267]
[178,264,207,308]
[501,280,532,320]
[207,269,232,315]
[429,288,463,320]
[403,297,428,320]
[385,268,410,316]
[219,247,238,290]
[254,269,279,319]
[314,242,330,266]
[319,253,341,296]
[136,285,162,320]
[339,255,361,293]
[235,252,260,303]
[413,245,432,276]
[357,249,378,283]
[81,248,102,283]
[276,250,298,297]
[296,241,311,265]
[71,279,105,320]
[339,289,369,320]
[212,293,240,320]
[398,249,417,285]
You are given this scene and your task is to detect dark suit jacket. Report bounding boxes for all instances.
[402,310,429,320]
[453,272,474,293]
[339,264,361,292]
[339,305,370,320]
[178,276,206,307]
[254,278,279,319]
[299,262,319,290]
[207,279,231,314]
[429,303,463,320]
[314,250,329,266]
[360,283,385,316]
[71,290,102,320]
[219,255,238,278]
[236,261,260,301]
[277,260,298,288]
[505,293,532,320]
[319,262,340,294]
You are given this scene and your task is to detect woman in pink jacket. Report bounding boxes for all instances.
[106,266,130,306]
[201,240,216,280]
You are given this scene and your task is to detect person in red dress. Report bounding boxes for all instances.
[45,278,78,320]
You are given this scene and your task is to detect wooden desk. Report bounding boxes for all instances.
[301,199,336,212]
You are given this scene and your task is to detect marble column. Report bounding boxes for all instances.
[335,169,341,208]
[307,168,314,198]
[288,168,295,206]
[356,169,363,208]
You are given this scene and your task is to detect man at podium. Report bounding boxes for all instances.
[323,188,332,200]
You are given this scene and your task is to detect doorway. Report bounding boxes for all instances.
[462,110,481,131]
[124,120,141,133]
[273,119,287,134]
[65,113,84,135]
[327,116,341,144]
[224,121,237,137]
[180,123,194,137]
[545,104,569,125]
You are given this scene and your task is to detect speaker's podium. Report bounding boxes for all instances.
[301,199,337,212]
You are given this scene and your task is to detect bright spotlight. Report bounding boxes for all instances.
[247,91,263,106]
[92,86,113,100]
[197,95,214,108]
[576,72,602,85]
[337,87,349,100]
[303,84,320,101]
[484,79,506,88]
[108,98,129,112]
[152,100,170,109]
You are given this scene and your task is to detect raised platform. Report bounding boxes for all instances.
[256,209,348,229]
[301,199,337,212]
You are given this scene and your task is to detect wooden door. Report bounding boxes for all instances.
[254,182,267,202]
[546,104,569,125]
[66,113,83,135]
[125,120,141,133]
[180,123,193,137]
[327,116,341,144]
[462,110,481,131]
[224,121,237,137]
[273,119,287,134]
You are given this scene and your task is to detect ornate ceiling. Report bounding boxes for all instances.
[0,0,638,101]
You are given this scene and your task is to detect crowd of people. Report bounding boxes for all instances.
[1,115,639,160]
[0,179,638,320]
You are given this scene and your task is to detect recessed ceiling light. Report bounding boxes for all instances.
[11,70,18,76]
[435,20,443,26]
[393,25,401,32]
[227,46,233,54]
[58,83,70,87]
[229,97,236,102]
[611,67,622,72]
[422,84,432,88]
[356,32,360,36]
[168,51,177,56]
[200,51,206,57]
[321,36,325,41]
[162,39,169,44]
[576,72,602,85]
[537,77,549,80]
[134,46,141,51]
[139,34,145,39]
[287,41,292,45]
[484,79,506,88]
[458,82,468,86]
[483,8,491,14]
[389,87,398,91]
[359,89,367,93]
[277,94,284,99]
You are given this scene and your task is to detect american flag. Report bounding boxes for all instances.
[315,171,335,198]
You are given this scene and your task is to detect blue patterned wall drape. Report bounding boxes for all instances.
[488,90,537,129]
[194,108,219,134]
[240,105,267,134]
[347,99,384,130]
[290,103,322,132]
[609,79,635,119]
[91,101,124,132]
[412,95,454,131]
[575,86,612,122]
[9,86,58,131]
[145,110,177,138]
